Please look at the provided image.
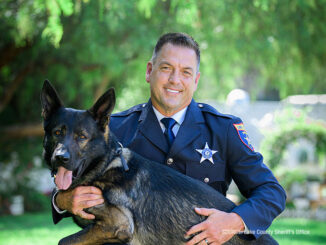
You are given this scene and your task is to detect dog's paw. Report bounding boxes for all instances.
[115,227,133,243]
[58,239,68,245]
[58,237,81,245]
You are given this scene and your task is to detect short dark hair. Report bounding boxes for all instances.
[151,32,200,72]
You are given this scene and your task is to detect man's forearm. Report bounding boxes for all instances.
[231,182,286,238]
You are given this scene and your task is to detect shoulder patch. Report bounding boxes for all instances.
[233,123,254,151]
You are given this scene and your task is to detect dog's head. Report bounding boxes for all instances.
[41,80,115,190]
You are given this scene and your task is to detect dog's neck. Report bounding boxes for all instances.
[107,132,129,171]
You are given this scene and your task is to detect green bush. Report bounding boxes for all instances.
[260,107,326,196]
[0,138,51,215]
[260,108,326,170]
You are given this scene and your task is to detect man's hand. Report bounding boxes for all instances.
[56,186,104,219]
[185,208,245,245]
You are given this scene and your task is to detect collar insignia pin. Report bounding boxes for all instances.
[196,142,218,164]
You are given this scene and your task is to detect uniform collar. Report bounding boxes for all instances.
[152,106,187,126]
[139,99,204,124]
[138,99,204,155]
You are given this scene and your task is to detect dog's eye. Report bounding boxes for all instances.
[79,134,87,140]
[54,130,61,136]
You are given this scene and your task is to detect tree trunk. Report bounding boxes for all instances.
[0,63,34,113]
[0,123,43,139]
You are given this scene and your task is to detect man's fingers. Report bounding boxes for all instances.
[195,207,217,217]
[82,198,105,209]
[77,210,95,220]
[78,194,103,202]
[74,198,104,219]
[186,222,205,236]
[75,186,102,195]
[185,231,207,245]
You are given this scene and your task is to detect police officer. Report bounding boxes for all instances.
[53,32,286,245]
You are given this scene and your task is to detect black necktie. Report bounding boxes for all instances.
[161,118,177,147]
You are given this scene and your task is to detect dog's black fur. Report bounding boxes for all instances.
[41,80,278,245]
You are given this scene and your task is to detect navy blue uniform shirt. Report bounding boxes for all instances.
[110,99,286,238]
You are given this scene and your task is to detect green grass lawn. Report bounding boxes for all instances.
[0,212,325,245]
[0,212,79,245]
[269,217,326,245]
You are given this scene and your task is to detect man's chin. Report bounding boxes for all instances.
[161,102,186,115]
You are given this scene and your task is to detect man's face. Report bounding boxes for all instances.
[146,43,200,116]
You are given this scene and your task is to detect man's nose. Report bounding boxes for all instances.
[168,70,181,83]
[55,147,70,163]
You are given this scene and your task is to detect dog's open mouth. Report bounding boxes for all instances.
[54,160,87,190]
[55,166,73,190]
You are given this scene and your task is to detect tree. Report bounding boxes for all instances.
[1,0,325,133]
[1,0,325,214]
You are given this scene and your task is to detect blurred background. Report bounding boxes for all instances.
[0,0,325,244]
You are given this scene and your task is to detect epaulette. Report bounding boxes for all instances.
[112,103,147,117]
[197,102,235,119]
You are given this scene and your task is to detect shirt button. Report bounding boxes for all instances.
[167,158,174,165]
[204,177,209,183]
[198,104,204,108]
[142,104,146,107]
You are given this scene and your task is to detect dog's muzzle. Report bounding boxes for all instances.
[53,143,71,167]
[55,149,70,164]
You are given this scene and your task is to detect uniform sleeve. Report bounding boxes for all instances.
[226,118,286,238]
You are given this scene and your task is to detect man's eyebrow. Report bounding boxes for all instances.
[159,61,194,71]
[159,61,172,66]
[183,67,194,71]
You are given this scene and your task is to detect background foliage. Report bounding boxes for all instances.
[261,107,326,169]
[260,107,326,192]
[0,0,325,213]
[1,0,326,126]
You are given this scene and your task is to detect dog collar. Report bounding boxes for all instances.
[116,142,129,172]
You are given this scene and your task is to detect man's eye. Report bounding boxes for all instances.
[184,71,192,76]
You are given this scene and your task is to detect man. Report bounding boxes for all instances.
[53,32,286,244]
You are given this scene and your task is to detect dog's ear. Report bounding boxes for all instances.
[88,88,116,130]
[41,80,64,120]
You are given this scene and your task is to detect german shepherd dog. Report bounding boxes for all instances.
[41,80,278,245]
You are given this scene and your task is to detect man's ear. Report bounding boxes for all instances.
[88,88,116,131]
[41,80,64,120]
[145,61,153,83]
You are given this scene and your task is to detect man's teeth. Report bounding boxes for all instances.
[166,89,179,93]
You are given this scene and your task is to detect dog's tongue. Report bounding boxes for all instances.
[55,166,72,190]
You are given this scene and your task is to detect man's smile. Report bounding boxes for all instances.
[166,88,181,94]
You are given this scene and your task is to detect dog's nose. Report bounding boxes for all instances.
[55,151,70,163]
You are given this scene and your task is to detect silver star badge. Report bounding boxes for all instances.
[196,142,218,164]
